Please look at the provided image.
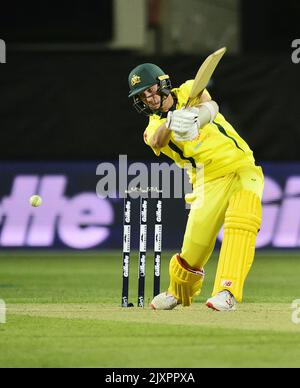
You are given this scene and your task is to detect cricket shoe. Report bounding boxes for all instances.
[206,290,237,312]
[150,292,179,310]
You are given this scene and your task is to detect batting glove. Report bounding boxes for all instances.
[166,108,200,142]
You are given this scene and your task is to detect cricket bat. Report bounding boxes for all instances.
[186,47,227,107]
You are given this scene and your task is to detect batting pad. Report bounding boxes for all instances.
[212,190,262,303]
[168,255,205,306]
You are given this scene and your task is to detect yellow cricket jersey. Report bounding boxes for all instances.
[144,80,257,185]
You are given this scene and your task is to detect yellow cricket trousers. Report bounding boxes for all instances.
[180,165,264,301]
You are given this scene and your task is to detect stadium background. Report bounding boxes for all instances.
[0,0,300,252]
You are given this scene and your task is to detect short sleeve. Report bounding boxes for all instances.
[144,115,166,156]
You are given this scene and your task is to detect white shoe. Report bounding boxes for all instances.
[206,290,237,312]
[151,292,179,310]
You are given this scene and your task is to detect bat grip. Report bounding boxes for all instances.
[186,93,204,108]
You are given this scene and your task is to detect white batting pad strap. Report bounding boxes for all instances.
[199,101,219,123]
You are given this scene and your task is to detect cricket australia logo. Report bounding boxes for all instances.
[131,74,141,86]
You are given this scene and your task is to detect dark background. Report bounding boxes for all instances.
[0,0,299,162]
[241,0,300,53]
[0,1,113,42]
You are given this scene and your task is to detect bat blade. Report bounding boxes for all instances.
[187,47,227,106]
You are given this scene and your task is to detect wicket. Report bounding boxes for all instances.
[121,191,163,308]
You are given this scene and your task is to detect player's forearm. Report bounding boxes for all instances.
[194,91,219,127]
[194,100,219,128]
[149,123,171,148]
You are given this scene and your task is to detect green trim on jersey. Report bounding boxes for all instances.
[168,141,197,169]
[213,121,244,153]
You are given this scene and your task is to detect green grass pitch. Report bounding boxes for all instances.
[0,251,300,368]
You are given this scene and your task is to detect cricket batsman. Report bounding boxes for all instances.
[128,62,264,311]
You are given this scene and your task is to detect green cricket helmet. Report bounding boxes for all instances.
[128,63,172,115]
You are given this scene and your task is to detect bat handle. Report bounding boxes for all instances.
[186,93,204,109]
